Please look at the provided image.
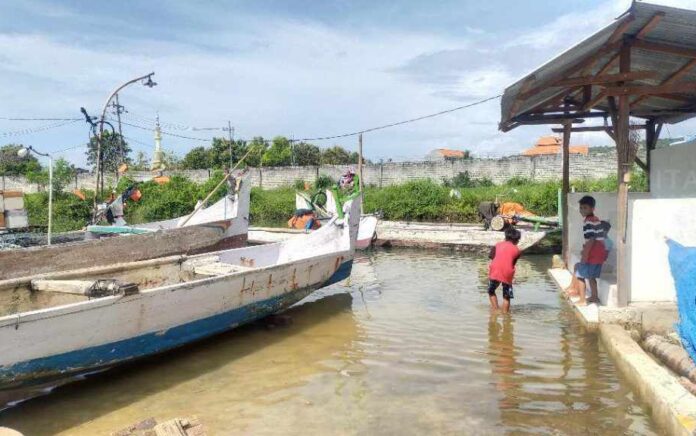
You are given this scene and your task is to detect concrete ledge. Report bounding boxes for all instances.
[548,268,599,326]
[600,324,696,436]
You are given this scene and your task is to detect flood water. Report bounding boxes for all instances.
[0,250,657,435]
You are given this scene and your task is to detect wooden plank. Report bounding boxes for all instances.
[554,71,657,87]
[636,12,665,39]
[551,124,646,133]
[515,112,608,122]
[605,82,696,96]
[632,59,696,107]
[633,39,696,59]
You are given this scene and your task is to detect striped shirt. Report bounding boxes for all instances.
[583,214,607,264]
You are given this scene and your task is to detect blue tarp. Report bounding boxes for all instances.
[666,239,696,364]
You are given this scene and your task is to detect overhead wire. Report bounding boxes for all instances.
[0,119,81,138]
[292,94,502,142]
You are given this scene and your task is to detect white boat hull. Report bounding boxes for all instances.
[0,196,361,391]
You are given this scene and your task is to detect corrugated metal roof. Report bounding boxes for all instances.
[500,1,696,130]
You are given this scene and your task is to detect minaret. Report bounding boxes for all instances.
[150,114,166,172]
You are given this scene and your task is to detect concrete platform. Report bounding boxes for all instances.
[548,268,678,334]
[250,221,550,252]
[600,324,696,436]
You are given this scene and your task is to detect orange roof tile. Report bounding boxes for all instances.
[434,148,467,158]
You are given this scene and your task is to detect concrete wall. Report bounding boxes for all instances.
[651,140,696,198]
[3,152,618,193]
[630,199,696,303]
[567,192,653,303]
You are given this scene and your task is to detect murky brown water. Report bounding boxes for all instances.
[0,250,656,435]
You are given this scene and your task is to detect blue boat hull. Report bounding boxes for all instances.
[0,260,353,389]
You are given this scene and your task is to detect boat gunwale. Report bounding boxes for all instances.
[0,217,351,328]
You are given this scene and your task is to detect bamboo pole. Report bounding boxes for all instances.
[178,142,257,227]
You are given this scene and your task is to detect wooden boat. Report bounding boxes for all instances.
[249,191,377,249]
[0,196,361,392]
[0,178,250,281]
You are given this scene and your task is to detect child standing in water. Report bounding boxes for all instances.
[488,228,522,313]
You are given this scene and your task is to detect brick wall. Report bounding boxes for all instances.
[2,152,620,192]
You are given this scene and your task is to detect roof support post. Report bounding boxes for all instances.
[645,119,655,191]
[561,121,571,266]
[616,39,632,307]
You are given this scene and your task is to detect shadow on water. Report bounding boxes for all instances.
[0,291,356,435]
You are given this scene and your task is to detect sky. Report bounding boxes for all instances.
[1,0,695,167]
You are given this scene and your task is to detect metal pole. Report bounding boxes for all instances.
[47,154,53,246]
[93,72,156,221]
[114,93,125,182]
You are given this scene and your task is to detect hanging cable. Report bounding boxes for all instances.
[0,119,81,138]
[292,94,502,142]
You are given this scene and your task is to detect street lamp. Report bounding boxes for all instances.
[18,146,53,245]
[92,72,156,220]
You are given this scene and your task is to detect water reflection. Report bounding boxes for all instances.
[488,313,519,411]
[0,250,658,435]
[0,290,359,435]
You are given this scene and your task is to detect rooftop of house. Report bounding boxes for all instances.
[521,136,589,156]
[429,149,468,158]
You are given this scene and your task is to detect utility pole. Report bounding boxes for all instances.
[111,94,127,178]
[224,121,234,168]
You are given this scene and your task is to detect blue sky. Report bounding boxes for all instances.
[1,0,694,167]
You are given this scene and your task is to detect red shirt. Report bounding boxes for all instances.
[583,215,607,265]
[489,241,521,285]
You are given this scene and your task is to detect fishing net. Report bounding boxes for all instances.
[666,239,696,364]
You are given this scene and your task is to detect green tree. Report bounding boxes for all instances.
[181,146,212,169]
[85,131,132,172]
[245,137,268,167]
[320,145,354,165]
[130,151,151,171]
[0,144,41,176]
[161,149,181,170]
[25,158,76,193]
[261,136,292,167]
[294,142,321,166]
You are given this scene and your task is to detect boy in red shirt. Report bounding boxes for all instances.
[488,228,522,313]
[571,195,608,306]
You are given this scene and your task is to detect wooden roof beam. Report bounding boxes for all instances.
[636,12,665,39]
[515,112,607,123]
[632,59,696,107]
[605,82,696,96]
[633,39,696,59]
[608,13,636,43]
[551,124,646,133]
[517,40,623,101]
[553,71,657,88]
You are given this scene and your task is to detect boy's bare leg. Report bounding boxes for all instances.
[576,279,587,305]
[489,294,500,312]
[564,266,580,296]
[502,297,511,313]
[588,278,599,303]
